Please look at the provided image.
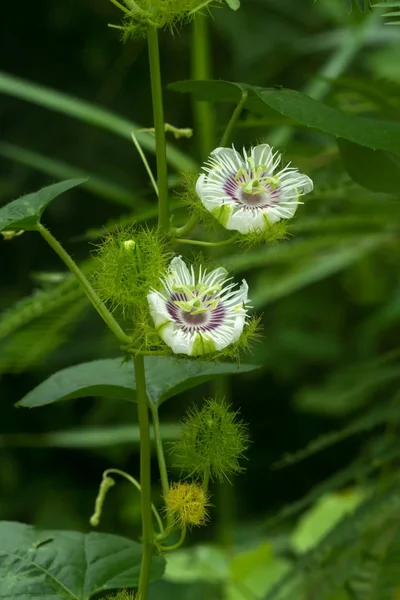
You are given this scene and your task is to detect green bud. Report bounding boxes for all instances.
[1,230,24,240]
[171,398,250,483]
[90,476,115,527]
[109,0,224,38]
[92,226,170,319]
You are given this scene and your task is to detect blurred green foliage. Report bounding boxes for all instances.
[1,0,400,598]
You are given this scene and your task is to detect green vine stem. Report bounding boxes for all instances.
[158,525,187,552]
[192,12,215,158]
[150,405,170,499]
[220,91,248,148]
[37,224,131,345]
[171,212,199,238]
[133,354,154,600]
[147,26,169,233]
[174,234,238,247]
[103,468,164,535]
[150,405,176,532]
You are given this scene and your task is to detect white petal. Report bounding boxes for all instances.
[169,256,191,285]
[231,313,246,343]
[209,146,243,169]
[147,291,169,327]
[265,203,297,223]
[203,266,229,288]
[227,208,268,233]
[237,279,249,305]
[162,323,194,355]
[279,171,313,196]
[251,144,278,173]
[195,173,206,200]
[297,174,313,195]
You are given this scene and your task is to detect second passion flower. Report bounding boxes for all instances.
[196,144,313,234]
[147,256,249,357]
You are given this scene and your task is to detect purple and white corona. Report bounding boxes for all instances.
[147,256,249,356]
[196,144,313,234]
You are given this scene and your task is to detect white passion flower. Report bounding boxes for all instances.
[196,144,313,234]
[147,256,249,356]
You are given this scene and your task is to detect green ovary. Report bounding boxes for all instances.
[191,334,217,356]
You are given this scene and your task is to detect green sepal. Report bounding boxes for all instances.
[211,203,233,229]
[191,334,217,357]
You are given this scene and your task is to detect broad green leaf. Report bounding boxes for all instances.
[169,79,400,155]
[17,357,258,409]
[338,138,400,193]
[292,490,366,554]
[0,143,141,208]
[0,178,86,232]
[165,545,229,584]
[228,543,289,600]
[0,423,180,448]
[164,542,289,599]
[0,70,196,173]
[0,521,164,599]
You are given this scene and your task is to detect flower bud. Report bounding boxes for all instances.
[171,398,250,482]
[90,476,115,527]
[109,0,223,38]
[164,481,210,529]
[92,226,170,318]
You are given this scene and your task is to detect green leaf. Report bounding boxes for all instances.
[169,79,400,155]
[165,545,229,584]
[0,70,196,173]
[0,424,181,448]
[338,138,400,193]
[17,357,258,409]
[0,178,86,232]
[0,521,164,599]
[292,490,366,554]
[225,0,240,9]
[0,142,141,208]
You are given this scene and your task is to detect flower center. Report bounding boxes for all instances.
[182,311,208,326]
[166,283,226,332]
[172,283,221,315]
[235,157,280,197]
